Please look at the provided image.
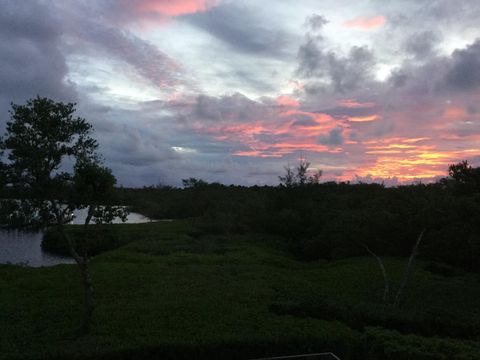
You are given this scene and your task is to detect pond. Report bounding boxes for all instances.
[0,210,153,267]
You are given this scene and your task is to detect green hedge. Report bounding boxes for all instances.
[33,337,359,360]
[270,299,480,341]
[42,225,121,257]
[363,327,480,360]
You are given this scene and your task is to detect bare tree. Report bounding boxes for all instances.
[393,228,426,307]
[361,243,390,302]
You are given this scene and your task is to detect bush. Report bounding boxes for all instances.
[363,327,480,360]
[269,299,480,340]
[42,225,120,257]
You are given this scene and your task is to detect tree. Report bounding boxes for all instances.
[0,150,6,199]
[0,97,126,334]
[446,160,480,195]
[182,177,208,188]
[279,159,322,187]
[278,164,296,187]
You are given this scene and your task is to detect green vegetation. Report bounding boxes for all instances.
[364,327,480,360]
[2,221,480,359]
[0,97,127,334]
[2,101,479,360]
[117,176,480,273]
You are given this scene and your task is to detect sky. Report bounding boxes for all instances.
[1,0,480,187]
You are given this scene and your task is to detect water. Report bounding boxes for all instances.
[0,210,152,267]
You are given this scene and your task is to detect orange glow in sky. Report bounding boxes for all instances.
[346,114,380,122]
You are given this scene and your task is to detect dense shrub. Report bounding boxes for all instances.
[363,327,480,360]
[270,299,480,341]
[42,225,121,257]
[39,335,361,360]
[116,182,480,272]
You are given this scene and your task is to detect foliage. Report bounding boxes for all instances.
[364,327,480,360]
[0,97,127,227]
[279,159,322,187]
[0,96,127,334]
[182,177,209,188]
[447,160,480,194]
[116,167,480,273]
[42,224,122,257]
[0,97,97,227]
[2,221,480,359]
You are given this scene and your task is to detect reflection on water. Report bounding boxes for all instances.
[0,210,152,267]
[0,230,74,267]
[69,209,151,225]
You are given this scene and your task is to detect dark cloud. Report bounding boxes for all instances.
[415,0,480,23]
[388,69,408,88]
[319,126,344,145]
[324,106,379,119]
[0,0,75,127]
[380,0,480,29]
[297,42,375,93]
[305,14,328,32]
[2,1,480,186]
[182,3,290,57]
[0,1,60,42]
[445,39,480,90]
[191,93,269,123]
[467,104,479,115]
[97,119,181,169]
[291,114,318,127]
[404,31,440,59]
[296,19,376,94]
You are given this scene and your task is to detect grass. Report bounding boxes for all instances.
[1,221,480,359]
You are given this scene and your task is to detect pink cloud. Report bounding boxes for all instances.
[118,0,219,27]
[133,0,216,17]
[343,15,386,30]
[186,96,344,158]
[276,95,300,108]
[172,89,480,183]
[442,106,469,120]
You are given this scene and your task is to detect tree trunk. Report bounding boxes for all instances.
[393,228,426,307]
[79,260,95,334]
[362,243,390,302]
[78,205,95,334]
[62,205,96,335]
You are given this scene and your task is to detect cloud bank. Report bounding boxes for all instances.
[1,0,480,186]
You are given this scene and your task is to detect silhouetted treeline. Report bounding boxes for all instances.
[117,173,480,272]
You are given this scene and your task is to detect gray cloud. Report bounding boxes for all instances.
[2,1,480,187]
[319,126,344,145]
[324,106,379,119]
[66,19,187,91]
[445,39,480,90]
[298,43,375,94]
[182,3,290,57]
[404,30,440,59]
[0,1,59,42]
[0,0,75,128]
[191,93,270,123]
[296,19,376,94]
[305,14,328,32]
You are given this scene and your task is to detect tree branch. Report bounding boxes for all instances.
[394,228,426,307]
[362,243,390,302]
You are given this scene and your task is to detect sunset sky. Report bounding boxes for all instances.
[1,0,480,186]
